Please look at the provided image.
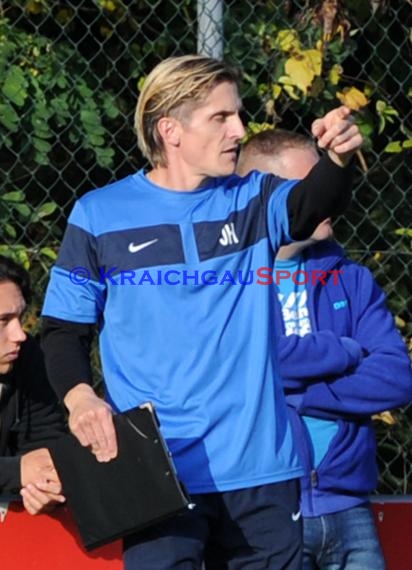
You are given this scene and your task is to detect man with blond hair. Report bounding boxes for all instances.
[237,128,412,569]
[42,55,363,568]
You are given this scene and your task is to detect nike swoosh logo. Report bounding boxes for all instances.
[128,238,158,253]
[291,510,301,522]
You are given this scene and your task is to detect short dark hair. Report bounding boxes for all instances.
[236,128,318,177]
[241,128,316,159]
[0,255,32,304]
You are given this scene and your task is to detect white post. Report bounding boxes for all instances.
[197,0,223,59]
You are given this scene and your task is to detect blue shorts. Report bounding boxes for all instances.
[123,479,302,569]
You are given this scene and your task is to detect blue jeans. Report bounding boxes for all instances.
[303,503,386,570]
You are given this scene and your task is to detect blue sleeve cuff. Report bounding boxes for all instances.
[340,336,363,368]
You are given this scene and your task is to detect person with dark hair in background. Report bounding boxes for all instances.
[41,54,363,568]
[237,129,412,570]
[0,255,66,515]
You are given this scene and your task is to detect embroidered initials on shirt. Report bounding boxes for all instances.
[219,223,239,246]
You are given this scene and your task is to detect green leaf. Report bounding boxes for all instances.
[384,141,402,153]
[36,201,58,218]
[2,134,13,148]
[14,249,31,269]
[95,147,115,168]
[376,100,386,113]
[40,247,58,260]
[1,191,25,202]
[13,203,32,218]
[68,131,80,144]
[0,246,12,257]
[34,151,50,166]
[87,134,105,146]
[102,97,120,119]
[394,228,412,238]
[56,75,68,89]
[2,65,28,107]
[77,83,93,99]
[33,137,52,153]
[81,112,105,132]
[358,121,374,137]
[0,103,19,132]
[4,223,17,238]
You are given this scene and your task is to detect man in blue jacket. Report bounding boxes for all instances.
[237,129,412,569]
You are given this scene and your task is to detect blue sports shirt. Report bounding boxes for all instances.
[42,169,303,493]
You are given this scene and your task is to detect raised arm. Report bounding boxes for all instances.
[286,106,363,240]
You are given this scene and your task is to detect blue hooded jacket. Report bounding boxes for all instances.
[275,240,412,517]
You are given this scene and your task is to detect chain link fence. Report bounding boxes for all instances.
[1,0,411,494]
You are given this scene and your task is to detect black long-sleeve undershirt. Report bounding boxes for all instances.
[286,153,353,240]
[41,318,95,401]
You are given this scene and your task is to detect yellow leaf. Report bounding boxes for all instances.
[245,122,274,138]
[395,315,406,329]
[303,49,322,76]
[282,84,300,101]
[329,64,343,86]
[272,84,282,100]
[265,99,275,117]
[56,8,73,24]
[105,0,117,11]
[284,58,314,96]
[281,49,322,96]
[372,411,397,425]
[26,1,44,14]
[336,87,369,111]
[137,76,146,92]
[275,30,300,53]
[335,24,346,42]
[100,25,113,38]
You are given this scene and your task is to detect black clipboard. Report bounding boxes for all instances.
[48,402,193,550]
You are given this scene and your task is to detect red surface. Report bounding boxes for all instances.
[372,497,412,570]
[1,502,122,569]
[2,498,412,569]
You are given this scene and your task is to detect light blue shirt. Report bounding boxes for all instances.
[275,256,338,468]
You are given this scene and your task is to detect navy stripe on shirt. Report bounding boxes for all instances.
[194,180,274,261]
[57,223,185,277]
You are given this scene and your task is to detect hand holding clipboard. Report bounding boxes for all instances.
[48,403,193,550]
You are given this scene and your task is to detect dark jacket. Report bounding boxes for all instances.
[0,335,66,495]
[275,240,412,516]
